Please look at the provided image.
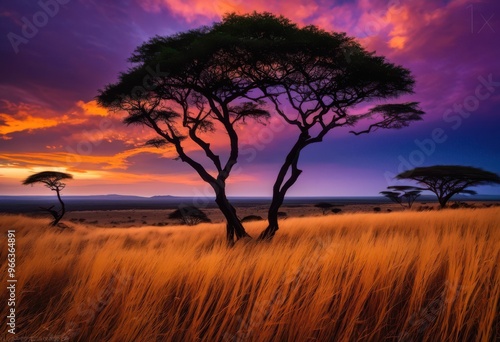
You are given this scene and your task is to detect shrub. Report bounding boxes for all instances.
[241,215,263,222]
[169,206,211,225]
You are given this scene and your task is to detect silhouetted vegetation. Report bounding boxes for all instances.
[450,202,475,209]
[380,185,423,209]
[97,12,424,243]
[331,208,342,214]
[241,215,263,222]
[227,13,424,240]
[397,165,500,208]
[315,202,334,215]
[22,171,73,227]
[168,206,211,226]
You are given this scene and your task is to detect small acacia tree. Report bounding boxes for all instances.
[396,165,500,208]
[22,171,73,226]
[380,185,423,209]
[168,205,211,226]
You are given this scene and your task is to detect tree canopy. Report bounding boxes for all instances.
[23,171,72,191]
[396,165,500,207]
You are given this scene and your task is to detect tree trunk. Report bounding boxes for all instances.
[259,134,307,241]
[259,202,281,240]
[437,191,455,209]
[215,188,251,245]
[54,188,65,226]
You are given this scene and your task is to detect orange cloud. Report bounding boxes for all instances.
[0,145,177,171]
[0,114,60,135]
[388,35,407,49]
[0,156,257,193]
[138,0,319,25]
[0,102,87,137]
[76,100,109,116]
[385,6,410,50]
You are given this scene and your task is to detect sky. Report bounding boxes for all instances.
[0,0,499,197]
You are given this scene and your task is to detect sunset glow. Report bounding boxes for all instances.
[1,0,499,196]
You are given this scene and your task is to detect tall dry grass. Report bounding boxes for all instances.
[0,208,499,341]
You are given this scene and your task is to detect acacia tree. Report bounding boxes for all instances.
[211,13,424,239]
[168,205,211,225]
[98,12,424,243]
[396,165,500,208]
[380,185,423,209]
[97,27,270,245]
[22,171,72,226]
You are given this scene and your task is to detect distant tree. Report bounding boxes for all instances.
[241,215,263,222]
[22,171,73,226]
[380,185,423,209]
[331,208,342,214]
[168,205,211,226]
[396,165,500,208]
[315,202,334,215]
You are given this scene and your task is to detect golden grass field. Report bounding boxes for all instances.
[1,208,499,341]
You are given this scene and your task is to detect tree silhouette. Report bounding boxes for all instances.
[396,165,500,208]
[214,13,424,239]
[380,185,423,209]
[97,12,424,243]
[314,202,334,215]
[22,171,72,226]
[241,215,263,222]
[168,205,211,226]
[97,21,271,245]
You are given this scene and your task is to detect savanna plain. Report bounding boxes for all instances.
[1,207,499,341]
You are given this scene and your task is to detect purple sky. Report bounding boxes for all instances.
[0,0,499,196]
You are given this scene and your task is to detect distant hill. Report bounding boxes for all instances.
[0,195,189,212]
[0,194,498,213]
